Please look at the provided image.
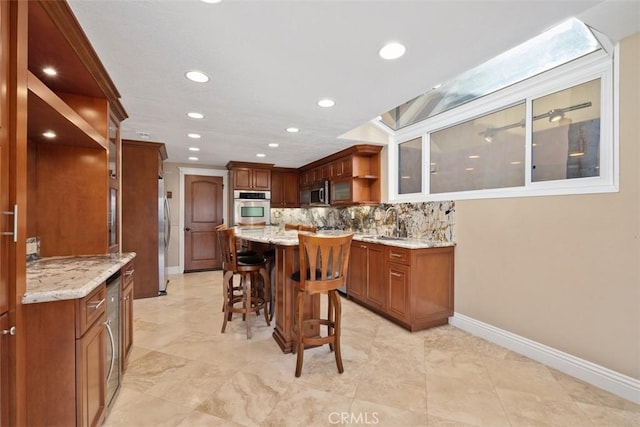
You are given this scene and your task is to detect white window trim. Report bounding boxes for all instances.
[388,49,618,203]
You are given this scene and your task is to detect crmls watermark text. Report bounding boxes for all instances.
[328,412,380,425]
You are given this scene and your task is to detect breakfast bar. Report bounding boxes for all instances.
[234,226,322,353]
[234,225,456,352]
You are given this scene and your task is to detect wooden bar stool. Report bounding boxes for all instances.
[216,227,270,339]
[291,232,353,377]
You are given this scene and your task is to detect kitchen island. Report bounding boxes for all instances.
[235,225,455,351]
[23,253,136,427]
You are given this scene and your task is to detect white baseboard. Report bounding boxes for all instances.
[166,266,182,275]
[449,312,640,404]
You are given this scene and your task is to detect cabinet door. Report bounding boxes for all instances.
[233,168,252,189]
[365,244,385,310]
[252,168,271,190]
[270,171,284,206]
[331,179,352,205]
[76,316,107,427]
[347,243,366,299]
[283,172,299,206]
[121,282,134,371]
[387,262,411,323]
[0,313,8,427]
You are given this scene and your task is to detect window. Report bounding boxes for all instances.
[380,18,600,131]
[531,79,601,182]
[430,103,525,194]
[386,18,616,202]
[398,137,422,194]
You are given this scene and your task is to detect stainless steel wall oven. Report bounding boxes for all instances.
[233,190,270,225]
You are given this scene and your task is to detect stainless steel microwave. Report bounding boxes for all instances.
[308,180,330,206]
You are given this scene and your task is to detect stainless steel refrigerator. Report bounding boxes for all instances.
[159,178,170,295]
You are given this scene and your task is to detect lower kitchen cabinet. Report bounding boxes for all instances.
[0,313,9,427]
[121,262,134,371]
[348,243,454,332]
[347,241,385,310]
[25,284,107,427]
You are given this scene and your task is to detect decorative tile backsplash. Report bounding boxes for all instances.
[26,236,41,262]
[271,201,455,242]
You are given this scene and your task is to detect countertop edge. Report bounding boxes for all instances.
[23,252,137,304]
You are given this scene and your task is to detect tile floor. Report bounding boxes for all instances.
[104,271,640,426]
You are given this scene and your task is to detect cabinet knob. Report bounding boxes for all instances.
[2,326,16,336]
[185,227,191,231]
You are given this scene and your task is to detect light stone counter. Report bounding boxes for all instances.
[234,225,455,249]
[24,252,136,304]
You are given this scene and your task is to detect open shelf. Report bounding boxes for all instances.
[28,71,107,149]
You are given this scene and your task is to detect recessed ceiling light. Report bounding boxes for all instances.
[188,133,201,139]
[317,98,335,108]
[286,127,299,133]
[379,42,406,60]
[256,153,266,158]
[187,112,204,119]
[189,147,200,152]
[268,143,279,148]
[188,156,199,161]
[510,161,521,165]
[200,0,222,3]
[137,131,151,138]
[465,167,474,171]
[43,67,57,76]
[42,130,56,138]
[468,155,480,159]
[185,71,209,83]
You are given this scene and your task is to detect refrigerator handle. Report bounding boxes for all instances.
[164,197,171,248]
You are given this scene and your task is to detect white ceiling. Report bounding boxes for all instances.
[67,0,639,169]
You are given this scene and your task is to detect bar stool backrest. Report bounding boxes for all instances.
[217,227,238,271]
[297,233,353,294]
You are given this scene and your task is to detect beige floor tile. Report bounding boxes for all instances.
[350,398,428,426]
[497,387,594,426]
[261,382,353,427]
[103,271,639,426]
[195,371,291,426]
[426,374,510,427]
[483,357,573,402]
[576,401,640,426]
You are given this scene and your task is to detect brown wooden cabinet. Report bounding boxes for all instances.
[227,162,273,191]
[25,284,107,427]
[348,243,454,332]
[121,261,134,371]
[298,144,382,206]
[271,168,299,208]
[0,313,9,427]
[5,2,128,424]
[347,241,385,310]
[122,140,167,299]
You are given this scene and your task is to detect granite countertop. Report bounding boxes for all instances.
[24,252,136,304]
[234,226,455,249]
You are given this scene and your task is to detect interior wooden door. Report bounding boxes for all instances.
[184,175,223,271]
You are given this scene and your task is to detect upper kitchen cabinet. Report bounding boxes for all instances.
[227,161,273,191]
[23,1,127,257]
[271,168,299,208]
[299,144,382,206]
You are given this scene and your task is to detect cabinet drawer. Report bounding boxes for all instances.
[386,246,411,265]
[76,284,106,338]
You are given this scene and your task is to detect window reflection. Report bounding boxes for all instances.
[430,103,526,193]
[398,138,422,194]
[531,79,600,182]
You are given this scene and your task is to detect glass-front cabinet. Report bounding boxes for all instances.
[108,115,120,252]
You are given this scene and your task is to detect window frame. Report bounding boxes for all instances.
[388,49,617,202]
